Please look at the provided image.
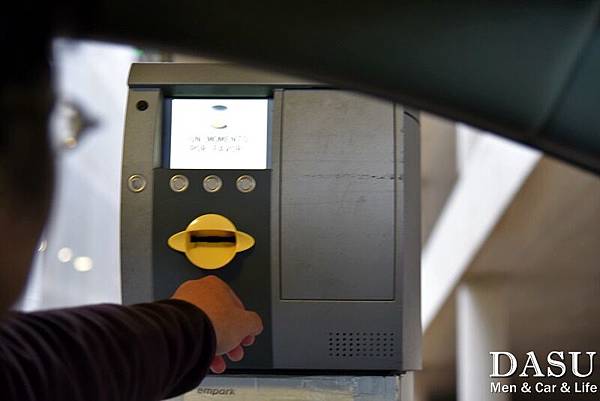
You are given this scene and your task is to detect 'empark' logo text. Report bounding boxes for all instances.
[197,387,236,396]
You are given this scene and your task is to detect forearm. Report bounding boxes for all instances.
[0,300,215,401]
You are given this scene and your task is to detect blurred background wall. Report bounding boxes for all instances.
[417,120,600,401]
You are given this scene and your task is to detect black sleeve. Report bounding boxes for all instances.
[0,299,216,401]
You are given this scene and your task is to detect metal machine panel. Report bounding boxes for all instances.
[121,63,421,373]
[121,89,162,304]
[279,90,396,301]
[270,91,419,371]
[152,169,273,369]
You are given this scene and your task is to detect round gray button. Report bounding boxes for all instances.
[127,174,146,193]
[236,175,256,193]
[203,175,223,193]
[169,175,189,192]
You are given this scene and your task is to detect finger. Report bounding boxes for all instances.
[227,345,244,362]
[241,335,255,346]
[210,355,226,374]
[243,311,263,336]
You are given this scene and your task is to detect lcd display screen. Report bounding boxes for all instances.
[169,99,269,169]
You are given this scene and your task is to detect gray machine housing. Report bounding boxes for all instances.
[121,63,421,373]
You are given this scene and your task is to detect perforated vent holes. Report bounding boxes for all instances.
[328,332,396,358]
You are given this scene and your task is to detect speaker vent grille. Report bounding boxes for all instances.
[328,332,396,358]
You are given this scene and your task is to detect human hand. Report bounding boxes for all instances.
[172,276,263,373]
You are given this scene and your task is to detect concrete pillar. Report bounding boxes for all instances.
[457,280,509,401]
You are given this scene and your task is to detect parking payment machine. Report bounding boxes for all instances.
[121,63,421,373]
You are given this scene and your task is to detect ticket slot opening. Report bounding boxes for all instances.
[189,230,236,244]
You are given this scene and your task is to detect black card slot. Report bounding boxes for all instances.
[190,235,236,243]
